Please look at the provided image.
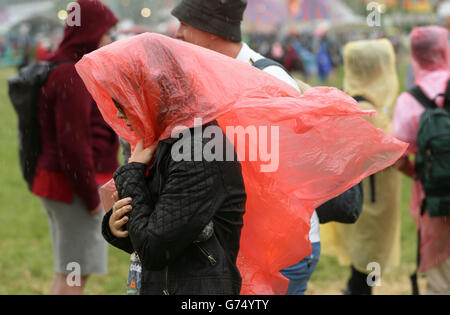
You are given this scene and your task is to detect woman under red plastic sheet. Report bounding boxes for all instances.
[76,33,407,295]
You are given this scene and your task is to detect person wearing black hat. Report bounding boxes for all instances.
[172,0,305,92]
[171,0,322,296]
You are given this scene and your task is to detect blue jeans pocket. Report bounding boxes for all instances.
[280,242,321,295]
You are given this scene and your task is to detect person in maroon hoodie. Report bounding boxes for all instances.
[32,0,119,295]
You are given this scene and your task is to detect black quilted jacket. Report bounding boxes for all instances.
[102,121,247,295]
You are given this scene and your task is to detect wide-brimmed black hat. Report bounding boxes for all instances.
[171,0,247,43]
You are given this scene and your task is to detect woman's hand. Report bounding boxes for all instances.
[128,140,158,165]
[393,156,416,179]
[109,191,133,238]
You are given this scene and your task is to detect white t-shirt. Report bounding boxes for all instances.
[235,43,321,243]
[236,43,299,91]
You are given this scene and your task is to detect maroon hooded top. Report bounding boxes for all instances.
[33,0,119,211]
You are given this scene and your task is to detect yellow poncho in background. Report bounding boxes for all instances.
[321,39,402,274]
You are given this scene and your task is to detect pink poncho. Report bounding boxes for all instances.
[392,26,450,272]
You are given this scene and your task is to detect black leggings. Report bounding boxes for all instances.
[346,265,373,295]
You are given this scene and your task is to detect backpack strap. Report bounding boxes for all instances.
[51,60,75,70]
[252,58,286,71]
[441,79,450,111]
[353,95,370,104]
[409,86,438,109]
[354,96,377,203]
[369,174,376,203]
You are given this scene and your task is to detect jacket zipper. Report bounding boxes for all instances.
[162,266,169,295]
[162,250,170,295]
[196,243,217,266]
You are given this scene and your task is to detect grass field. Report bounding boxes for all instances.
[0,60,425,295]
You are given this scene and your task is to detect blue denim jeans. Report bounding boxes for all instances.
[280,242,321,295]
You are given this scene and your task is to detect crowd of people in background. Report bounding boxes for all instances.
[0,16,426,83]
[0,32,58,68]
[4,0,450,296]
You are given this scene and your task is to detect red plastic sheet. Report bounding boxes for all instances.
[76,33,408,294]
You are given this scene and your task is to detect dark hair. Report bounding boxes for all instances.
[112,98,123,111]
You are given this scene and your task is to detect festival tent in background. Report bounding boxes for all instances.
[244,0,364,33]
[244,0,290,33]
[360,0,437,13]
[245,0,290,24]
[288,0,330,22]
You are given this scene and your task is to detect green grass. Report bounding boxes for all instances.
[307,176,420,295]
[0,58,420,295]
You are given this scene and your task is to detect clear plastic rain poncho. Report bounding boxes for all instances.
[392,26,450,272]
[75,33,408,294]
[321,39,403,274]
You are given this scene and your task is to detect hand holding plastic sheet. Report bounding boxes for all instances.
[76,33,408,294]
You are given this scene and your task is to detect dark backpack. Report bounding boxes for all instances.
[409,81,450,217]
[7,61,63,190]
[252,58,289,73]
[316,182,364,224]
[253,58,364,224]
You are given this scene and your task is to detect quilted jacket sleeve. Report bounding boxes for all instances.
[113,158,226,270]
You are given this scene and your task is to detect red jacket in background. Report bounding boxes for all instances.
[32,0,119,211]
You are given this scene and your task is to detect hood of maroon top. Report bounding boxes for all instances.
[48,0,118,63]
